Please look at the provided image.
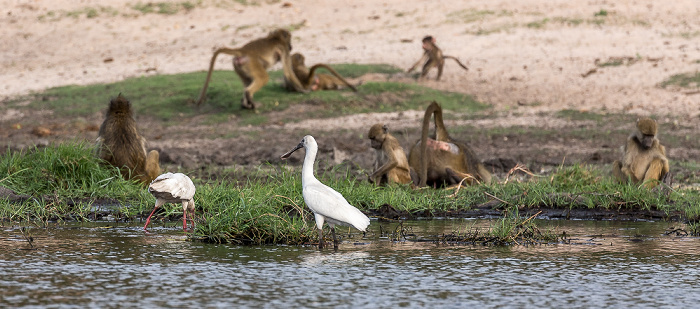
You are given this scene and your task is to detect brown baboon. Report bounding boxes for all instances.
[407,35,469,81]
[196,28,306,109]
[286,53,358,92]
[612,117,669,188]
[408,101,491,187]
[367,124,412,185]
[96,94,161,185]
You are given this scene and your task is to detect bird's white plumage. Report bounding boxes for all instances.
[148,172,195,202]
[292,135,371,234]
[303,183,370,231]
[144,172,196,231]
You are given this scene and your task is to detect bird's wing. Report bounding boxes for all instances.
[303,183,370,231]
[149,173,195,200]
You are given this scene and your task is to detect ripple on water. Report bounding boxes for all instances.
[1,220,700,308]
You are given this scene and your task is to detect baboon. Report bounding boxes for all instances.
[96,94,161,185]
[407,35,469,81]
[367,124,412,185]
[196,28,306,109]
[285,53,358,92]
[612,117,669,188]
[408,101,491,187]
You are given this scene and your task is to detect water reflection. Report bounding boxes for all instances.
[1,219,699,308]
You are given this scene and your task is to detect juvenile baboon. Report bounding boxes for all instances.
[407,35,469,81]
[612,117,669,188]
[408,101,491,187]
[367,123,412,185]
[285,53,358,92]
[96,94,161,185]
[196,28,306,109]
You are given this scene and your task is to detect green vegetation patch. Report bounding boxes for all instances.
[131,1,197,15]
[526,18,549,29]
[659,72,700,89]
[441,207,560,245]
[0,143,150,223]
[555,109,609,122]
[5,64,487,124]
[1,146,699,244]
[594,9,609,17]
[447,9,498,23]
[38,6,119,21]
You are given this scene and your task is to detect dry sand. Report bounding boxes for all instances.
[1,0,699,119]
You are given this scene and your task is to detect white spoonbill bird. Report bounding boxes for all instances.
[281,135,370,249]
[144,172,196,232]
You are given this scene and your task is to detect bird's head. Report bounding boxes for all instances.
[281,135,316,159]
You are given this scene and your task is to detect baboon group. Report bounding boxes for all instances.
[369,103,668,189]
[96,28,669,191]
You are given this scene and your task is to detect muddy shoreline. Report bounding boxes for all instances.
[0,184,685,224]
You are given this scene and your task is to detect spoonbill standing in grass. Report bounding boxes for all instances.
[144,172,196,232]
[281,135,371,249]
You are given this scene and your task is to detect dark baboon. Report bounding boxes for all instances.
[96,94,161,185]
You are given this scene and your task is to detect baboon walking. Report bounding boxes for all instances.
[407,36,469,81]
[196,29,307,109]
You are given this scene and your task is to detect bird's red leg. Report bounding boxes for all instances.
[143,206,159,230]
[182,211,188,232]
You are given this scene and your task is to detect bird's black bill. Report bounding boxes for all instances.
[280,142,304,159]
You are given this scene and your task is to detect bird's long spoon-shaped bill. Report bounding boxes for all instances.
[280,142,304,159]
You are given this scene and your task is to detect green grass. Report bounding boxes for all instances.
[551,17,584,26]
[5,64,486,124]
[0,143,151,224]
[131,2,198,15]
[526,18,550,29]
[447,9,497,23]
[2,145,699,244]
[659,72,700,89]
[38,6,119,21]
[597,59,624,67]
[678,31,700,39]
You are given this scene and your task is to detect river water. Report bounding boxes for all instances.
[1,219,698,308]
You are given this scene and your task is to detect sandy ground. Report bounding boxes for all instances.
[2,0,699,117]
[1,0,700,179]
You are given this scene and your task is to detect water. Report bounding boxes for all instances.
[2,219,699,308]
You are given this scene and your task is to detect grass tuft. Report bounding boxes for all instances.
[0,143,150,223]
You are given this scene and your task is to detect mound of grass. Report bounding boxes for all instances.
[1,144,699,244]
[191,171,317,245]
[440,207,560,245]
[192,163,700,244]
[0,143,142,198]
[0,143,151,223]
[6,64,488,124]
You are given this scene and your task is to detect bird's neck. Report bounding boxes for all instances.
[301,147,317,187]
